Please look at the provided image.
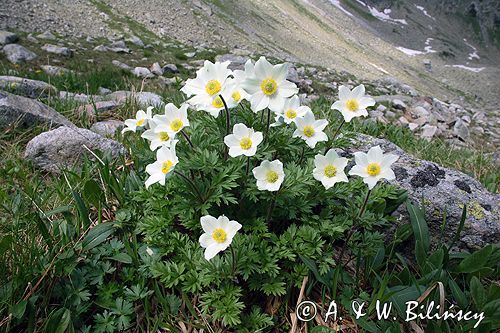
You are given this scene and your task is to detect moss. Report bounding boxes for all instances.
[468,201,485,220]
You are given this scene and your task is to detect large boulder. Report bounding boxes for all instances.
[25,126,126,173]
[41,44,72,57]
[346,133,499,252]
[0,91,73,128]
[0,31,18,45]
[90,120,124,137]
[2,44,37,64]
[0,76,58,98]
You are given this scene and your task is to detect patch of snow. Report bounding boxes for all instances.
[384,9,391,14]
[355,0,366,7]
[396,47,424,56]
[368,6,407,25]
[328,0,354,17]
[463,39,480,60]
[369,62,389,74]
[415,5,435,20]
[445,65,485,73]
[424,38,437,53]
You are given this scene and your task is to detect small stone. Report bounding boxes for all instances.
[90,120,124,137]
[41,65,71,76]
[376,104,387,112]
[0,76,57,98]
[0,91,73,129]
[2,44,37,64]
[385,110,396,119]
[98,87,112,95]
[453,119,469,141]
[150,62,164,76]
[133,67,154,78]
[24,126,126,173]
[0,31,18,45]
[162,64,179,74]
[392,99,407,110]
[126,35,144,47]
[111,60,132,71]
[41,44,72,57]
[59,91,103,103]
[420,124,437,140]
[408,123,419,131]
[185,52,196,58]
[411,106,429,119]
[398,116,409,125]
[36,31,56,40]
[94,45,108,52]
[76,101,119,118]
[461,115,471,123]
[107,91,163,106]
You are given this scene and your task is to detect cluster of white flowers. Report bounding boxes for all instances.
[122,56,399,260]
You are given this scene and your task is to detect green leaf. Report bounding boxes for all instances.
[470,276,486,309]
[311,326,336,333]
[45,308,71,333]
[449,278,468,308]
[459,245,492,273]
[110,253,132,264]
[83,179,105,208]
[299,255,328,287]
[72,191,90,228]
[406,200,429,253]
[81,222,115,251]
[448,205,467,252]
[11,300,27,319]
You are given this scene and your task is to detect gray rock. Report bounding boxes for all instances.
[214,53,246,70]
[59,91,103,103]
[185,52,196,58]
[90,119,124,137]
[24,126,126,173]
[453,119,469,141]
[76,100,119,118]
[420,124,437,140]
[41,65,72,76]
[411,106,429,119]
[392,99,407,110]
[347,133,499,252]
[286,65,300,83]
[98,87,112,95]
[94,45,108,52]
[0,76,57,98]
[0,91,73,129]
[41,44,72,57]
[162,63,179,74]
[111,60,132,71]
[150,62,164,76]
[2,44,37,64]
[0,31,18,45]
[126,35,144,47]
[36,31,56,40]
[133,67,154,78]
[107,90,163,106]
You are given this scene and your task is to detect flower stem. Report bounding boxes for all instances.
[336,188,372,264]
[324,119,345,153]
[174,170,204,203]
[180,129,194,149]
[220,95,230,136]
[230,246,237,278]
[265,191,278,223]
[264,108,271,143]
[245,156,250,176]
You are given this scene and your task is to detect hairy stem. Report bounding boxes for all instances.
[180,130,194,149]
[174,170,204,203]
[324,119,345,153]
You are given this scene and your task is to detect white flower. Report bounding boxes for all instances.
[252,160,285,192]
[278,95,309,124]
[199,215,242,260]
[141,117,175,151]
[181,60,232,108]
[241,57,298,113]
[144,141,179,188]
[153,103,190,135]
[331,84,375,122]
[223,123,263,157]
[202,78,249,117]
[122,107,153,133]
[313,150,349,189]
[292,110,329,148]
[348,145,399,189]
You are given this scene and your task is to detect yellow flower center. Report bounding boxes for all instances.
[285,109,297,119]
[346,99,359,112]
[159,132,170,141]
[303,125,315,137]
[212,228,227,243]
[366,163,381,176]
[205,79,221,96]
[266,170,279,183]
[161,160,174,174]
[232,91,241,102]
[260,78,278,96]
[170,118,183,132]
[212,96,224,108]
[239,137,252,150]
[324,164,337,178]
[136,119,145,126]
